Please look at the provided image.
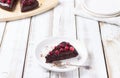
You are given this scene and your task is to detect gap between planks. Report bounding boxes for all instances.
[0,18,31,78]
[0,22,6,47]
[99,23,120,78]
[21,17,32,78]
[76,16,108,78]
[22,11,53,78]
[98,22,110,78]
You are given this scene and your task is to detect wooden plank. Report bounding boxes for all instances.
[0,22,6,46]
[52,0,76,38]
[0,19,30,78]
[74,0,108,78]
[23,11,52,78]
[100,23,120,78]
[51,0,79,78]
[76,15,108,78]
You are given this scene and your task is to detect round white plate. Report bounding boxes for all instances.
[35,37,88,72]
[81,4,120,18]
[81,0,120,17]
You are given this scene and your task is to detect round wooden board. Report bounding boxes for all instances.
[0,0,58,22]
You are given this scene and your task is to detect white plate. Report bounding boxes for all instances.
[81,4,120,18]
[35,37,88,72]
[81,0,120,17]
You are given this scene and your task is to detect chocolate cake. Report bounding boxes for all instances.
[0,0,18,11]
[45,42,78,63]
[20,0,39,12]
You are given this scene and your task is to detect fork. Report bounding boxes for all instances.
[53,61,91,69]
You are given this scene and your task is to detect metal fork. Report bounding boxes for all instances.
[53,61,91,69]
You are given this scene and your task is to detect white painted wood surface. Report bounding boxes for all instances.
[0,0,119,78]
[23,11,52,78]
[76,17,108,78]
[0,22,5,46]
[0,19,30,78]
[100,23,120,78]
[75,1,108,77]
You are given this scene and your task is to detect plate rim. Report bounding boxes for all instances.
[81,0,120,17]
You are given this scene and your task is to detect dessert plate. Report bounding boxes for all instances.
[0,0,58,22]
[35,37,88,72]
[81,0,120,17]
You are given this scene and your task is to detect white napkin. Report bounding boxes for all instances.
[74,2,120,26]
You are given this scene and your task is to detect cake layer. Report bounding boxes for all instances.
[45,42,78,63]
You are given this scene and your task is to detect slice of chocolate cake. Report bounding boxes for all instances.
[20,0,39,12]
[0,0,18,11]
[45,42,78,63]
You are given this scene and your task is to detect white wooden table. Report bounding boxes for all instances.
[0,0,120,78]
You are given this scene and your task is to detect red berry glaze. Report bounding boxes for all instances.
[55,50,59,55]
[22,0,35,6]
[60,48,64,52]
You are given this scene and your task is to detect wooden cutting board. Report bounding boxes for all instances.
[0,0,58,22]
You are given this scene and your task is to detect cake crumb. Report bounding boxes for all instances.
[40,54,43,57]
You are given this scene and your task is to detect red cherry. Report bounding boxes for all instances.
[65,46,69,50]
[69,47,74,52]
[60,48,64,52]
[55,50,59,55]
[7,0,11,4]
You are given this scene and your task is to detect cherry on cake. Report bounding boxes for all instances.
[45,42,78,63]
[20,0,39,12]
[0,0,18,11]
